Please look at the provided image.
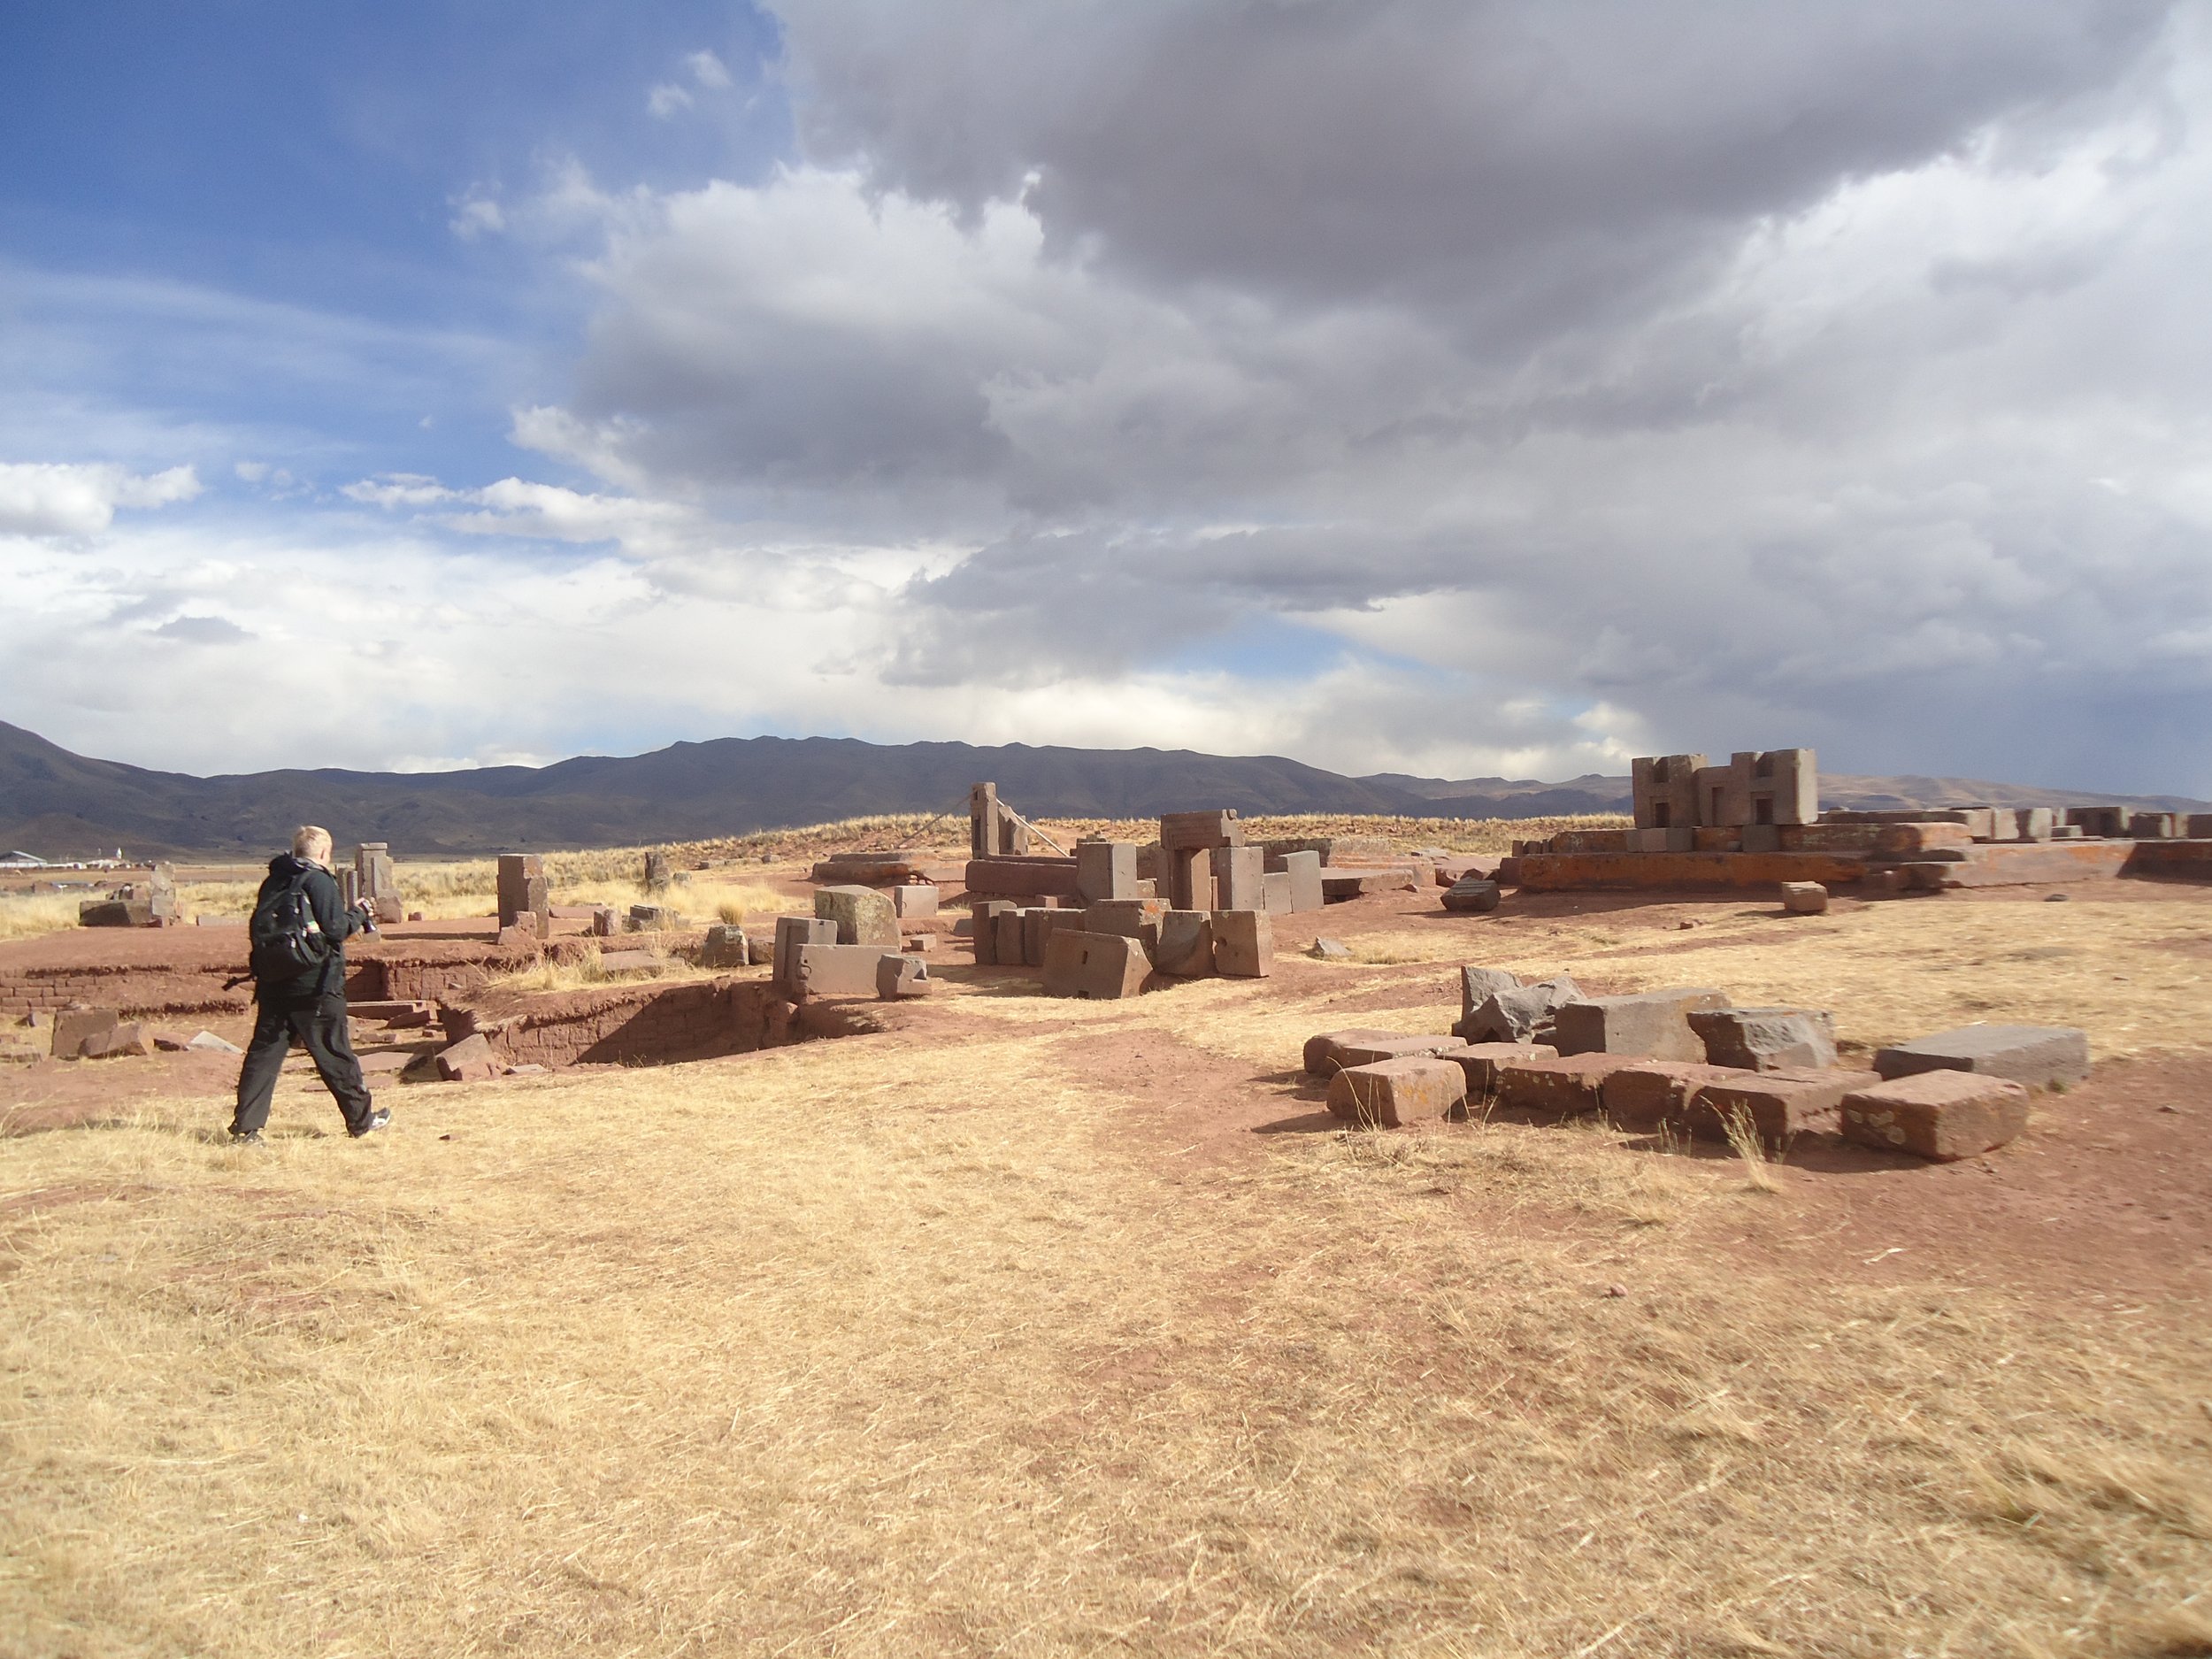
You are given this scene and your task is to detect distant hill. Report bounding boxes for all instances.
[1,719,2200,858]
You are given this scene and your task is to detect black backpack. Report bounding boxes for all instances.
[249,867,330,982]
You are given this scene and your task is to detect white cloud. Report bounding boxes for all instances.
[0,462,202,536]
[687,49,733,89]
[648,82,694,119]
[449,193,505,239]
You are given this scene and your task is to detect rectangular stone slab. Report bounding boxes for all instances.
[815,885,900,948]
[1211,909,1273,977]
[1689,1007,1837,1071]
[1327,1056,1466,1128]
[1440,1041,1558,1099]
[1302,1028,1417,1077]
[1552,988,1731,1061]
[1686,1067,1882,1147]
[793,944,901,998]
[1494,1053,1633,1118]
[1840,1070,2032,1160]
[1599,1061,1743,1133]
[1041,930,1148,999]
[1873,1024,2088,1088]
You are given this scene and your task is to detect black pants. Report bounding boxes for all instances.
[233,993,374,1136]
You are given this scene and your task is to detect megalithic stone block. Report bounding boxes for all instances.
[1688,1007,1837,1071]
[1075,840,1139,902]
[1551,988,1732,1061]
[1211,909,1273,977]
[815,885,899,947]
[1041,930,1149,999]
[1455,967,1523,1036]
[970,899,1016,964]
[1082,897,1166,959]
[1217,846,1266,912]
[1155,910,1214,978]
[1840,1071,2032,1161]
[1170,847,1214,911]
[1871,1024,2089,1089]
[876,954,931,999]
[1327,1057,1466,1128]
[773,915,837,988]
[995,909,1029,967]
[1261,871,1294,913]
[793,943,900,998]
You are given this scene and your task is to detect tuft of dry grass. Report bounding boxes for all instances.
[1721,1103,1782,1193]
[0,892,84,941]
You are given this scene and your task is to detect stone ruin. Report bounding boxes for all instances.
[1307,961,2088,1163]
[1496,746,2212,895]
[76,862,180,928]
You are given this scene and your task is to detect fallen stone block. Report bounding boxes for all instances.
[1872,1024,2089,1089]
[1453,967,1523,1037]
[1686,1067,1882,1147]
[1440,1041,1559,1099]
[1688,1007,1838,1071]
[81,1022,154,1059]
[1321,868,1421,902]
[1310,937,1351,960]
[1212,909,1273,977]
[1074,840,1139,903]
[435,1033,498,1082]
[1302,1028,1435,1076]
[887,883,940,918]
[1025,907,1085,967]
[78,898,153,927]
[1268,849,1325,912]
[994,909,1028,967]
[1441,878,1502,913]
[1780,881,1829,915]
[1840,1071,2032,1160]
[596,949,660,974]
[1599,1061,1743,1133]
[1155,910,1215,978]
[969,898,1017,965]
[1334,1033,1465,1070]
[1261,871,1294,912]
[497,922,545,949]
[1041,930,1149,999]
[51,1007,120,1059]
[774,915,838,987]
[590,906,619,938]
[1552,988,1730,1061]
[1462,976,1583,1044]
[697,924,750,968]
[185,1030,242,1054]
[1082,897,1166,959]
[816,885,899,948]
[1494,1053,1632,1118]
[1328,1056,1466,1127]
[794,944,899,999]
[876,955,931,999]
[358,1049,418,1074]
[626,904,680,933]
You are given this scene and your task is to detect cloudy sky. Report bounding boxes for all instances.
[4,2,2208,794]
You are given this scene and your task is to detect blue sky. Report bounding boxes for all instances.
[3,2,2208,796]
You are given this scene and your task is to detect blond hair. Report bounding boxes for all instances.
[290,825,334,864]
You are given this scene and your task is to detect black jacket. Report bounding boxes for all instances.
[253,853,370,1002]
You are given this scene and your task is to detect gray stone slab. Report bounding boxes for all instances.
[1873,1024,2089,1088]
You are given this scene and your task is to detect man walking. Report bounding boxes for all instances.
[230,825,388,1143]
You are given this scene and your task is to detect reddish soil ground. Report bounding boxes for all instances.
[9,876,2208,1317]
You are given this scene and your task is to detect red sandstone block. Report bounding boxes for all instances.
[1599,1061,1742,1133]
[50,1007,119,1059]
[435,1033,499,1083]
[1041,930,1148,999]
[1331,1033,1463,1071]
[82,1021,154,1059]
[1302,1028,1410,1076]
[1686,1067,1881,1146]
[1839,1071,2031,1161]
[1494,1053,1633,1118]
[1211,910,1273,977]
[1439,1041,1560,1098]
[1326,1056,1466,1127]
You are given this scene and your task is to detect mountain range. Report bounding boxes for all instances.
[2,719,2202,858]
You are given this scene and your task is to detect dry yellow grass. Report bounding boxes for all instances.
[6,915,2210,1656]
[0,892,84,941]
